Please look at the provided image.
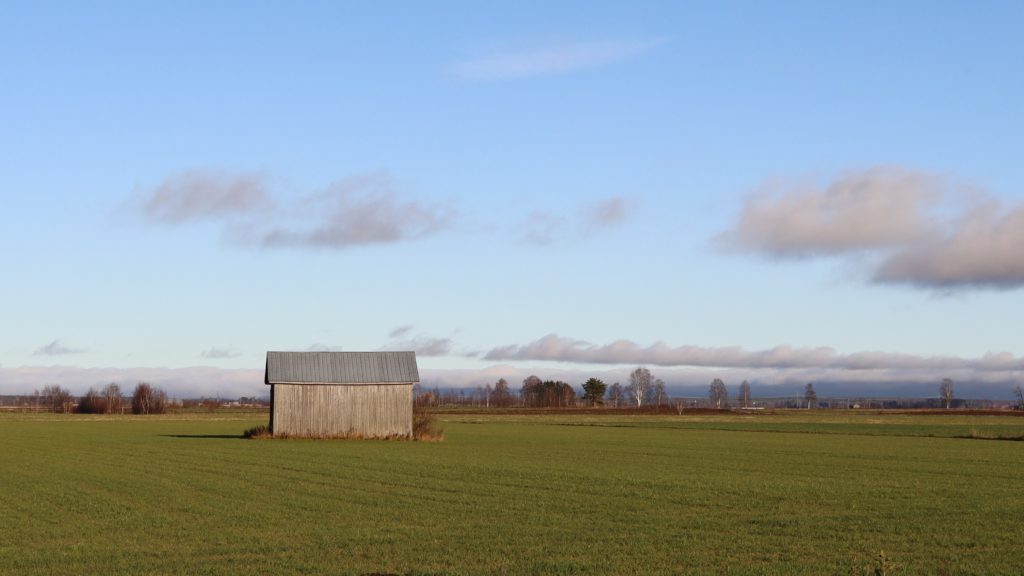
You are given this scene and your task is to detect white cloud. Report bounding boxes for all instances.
[453,38,665,81]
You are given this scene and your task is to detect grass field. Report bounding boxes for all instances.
[1,411,1022,575]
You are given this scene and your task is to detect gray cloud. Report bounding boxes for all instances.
[519,196,634,245]
[520,210,562,245]
[483,333,1024,374]
[261,173,453,249]
[388,325,414,339]
[141,170,453,250]
[389,336,453,357]
[720,166,1024,290]
[873,201,1024,290]
[718,167,938,257]
[33,340,86,356]
[200,346,242,359]
[305,343,345,352]
[453,38,665,81]
[585,196,633,228]
[144,170,270,223]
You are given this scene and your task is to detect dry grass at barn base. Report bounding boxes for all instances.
[241,411,444,441]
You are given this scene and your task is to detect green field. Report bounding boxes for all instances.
[2,411,1022,575]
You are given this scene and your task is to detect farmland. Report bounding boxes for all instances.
[1,411,1022,575]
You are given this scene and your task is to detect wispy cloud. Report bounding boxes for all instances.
[483,333,1024,374]
[519,196,635,245]
[305,343,345,352]
[144,171,271,223]
[261,173,454,249]
[585,196,634,229]
[383,325,453,357]
[718,166,1024,291]
[33,340,86,356]
[140,170,454,250]
[200,346,242,359]
[453,38,665,81]
[388,325,414,339]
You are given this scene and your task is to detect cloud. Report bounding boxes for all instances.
[519,196,635,245]
[453,38,665,81]
[33,340,86,356]
[520,210,563,245]
[261,173,454,249]
[384,326,453,357]
[483,333,1024,374]
[140,170,453,250]
[719,166,1024,290]
[718,167,939,257]
[388,325,414,339]
[585,196,633,228]
[143,170,270,223]
[873,201,1024,290]
[387,336,453,357]
[200,346,242,359]
[305,343,344,352]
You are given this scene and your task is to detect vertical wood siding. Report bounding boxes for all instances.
[271,384,413,438]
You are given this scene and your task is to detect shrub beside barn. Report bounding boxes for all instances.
[264,351,419,438]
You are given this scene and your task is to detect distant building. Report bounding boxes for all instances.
[264,351,419,438]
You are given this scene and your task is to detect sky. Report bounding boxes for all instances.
[2,1,1023,398]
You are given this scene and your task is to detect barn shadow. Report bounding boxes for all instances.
[159,434,245,440]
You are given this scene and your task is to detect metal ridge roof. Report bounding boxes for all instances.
[265,351,419,385]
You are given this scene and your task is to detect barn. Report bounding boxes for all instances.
[264,351,419,438]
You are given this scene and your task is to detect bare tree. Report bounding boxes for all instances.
[131,382,167,414]
[940,378,954,410]
[804,383,817,409]
[103,383,123,414]
[626,367,652,407]
[607,382,624,408]
[41,385,73,413]
[738,380,751,408]
[673,398,686,415]
[651,379,667,407]
[77,388,105,414]
[708,378,728,409]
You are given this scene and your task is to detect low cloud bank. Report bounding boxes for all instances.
[719,166,1024,290]
[483,334,1024,373]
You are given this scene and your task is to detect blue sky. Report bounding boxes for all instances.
[2,1,1023,397]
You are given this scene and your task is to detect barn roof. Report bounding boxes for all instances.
[264,351,419,385]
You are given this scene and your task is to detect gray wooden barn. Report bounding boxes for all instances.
[264,351,419,438]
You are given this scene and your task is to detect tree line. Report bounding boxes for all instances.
[34,383,169,414]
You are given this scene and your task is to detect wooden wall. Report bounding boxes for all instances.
[270,383,413,438]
